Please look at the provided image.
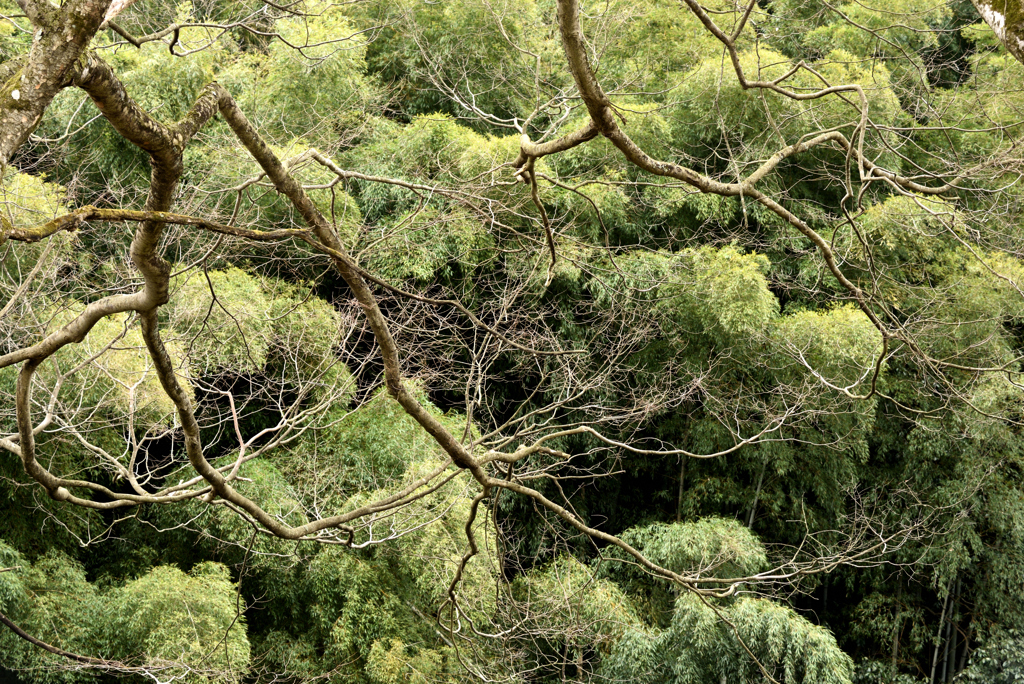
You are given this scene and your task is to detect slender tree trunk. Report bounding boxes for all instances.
[944,579,961,682]
[676,456,686,522]
[958,618,972,673]
[948,624,957,682]
[747,460,767,528]
[931,589,950,684]
[893,581,902,670]
[941,608,952,683]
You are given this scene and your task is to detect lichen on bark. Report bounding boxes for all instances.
[973,0,1024,64]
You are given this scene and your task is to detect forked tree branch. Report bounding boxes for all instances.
[0,46,893,603]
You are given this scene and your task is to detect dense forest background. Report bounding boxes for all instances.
[2,0,1024,682]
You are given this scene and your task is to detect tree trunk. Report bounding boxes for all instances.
[931,589,950,684]
[944,579,961,682]
[893,581,902,670]
[0,0,112,166]
[747,460,767,529]
[941,607,952,683]
[958,618,972,673]
[971,1,1024,66]
[676,456,686,522]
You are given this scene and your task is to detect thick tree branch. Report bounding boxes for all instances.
[0,0,112,165]
[971,0,1024,65]
[2,205,311,245]
[550,0,906,339]
[212,84,491,485]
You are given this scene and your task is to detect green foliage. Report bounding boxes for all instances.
[601,590,854,684]
[587,249,672,311]
[664,593,854,684]
[0,0,31,61]
[168,266,347,383]
[802,1,949,60]
[0,171,73,297]
[141,390,498,684]
[169,267,274,374]
[6,1,1024,683]
[506,555,641,681]
[256,1,378,145]
[0,551,100,684]
[198,138,363,245]
[350,114,491,189]
[833,195,1024,371]
[278,386,453,503]
[362,0,549,120]
[0,553,250,684]
[599,518,767,627]
[668,48,904,180]
[366,639,447,684]
[599,521,852,684]
[20,307,193,431]
[661,245,779,343]
[605,518,767,580]
[955,630,1024,683]
[596,0,721,90]
[105,563,251,683]
[251,447,495,684]
[365,206,495,284]
[106,11,229,121]
[34,17,233,195]
[200,458,311,548]
[771,304,883,387]
[1,171,68,230]
[0,542,25,613]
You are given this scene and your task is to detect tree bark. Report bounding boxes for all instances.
[676,456,686,522]
[943,579,961,682]
[930,590,950,684]
[958,618,972,673]
[747,460,766,529]
[971,1,1024,66]
[0,0,112,166]
[892,581,902,670]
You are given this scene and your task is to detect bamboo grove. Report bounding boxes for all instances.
[2,0,1024,682]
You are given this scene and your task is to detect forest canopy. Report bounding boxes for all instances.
[2,0,1024,683]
